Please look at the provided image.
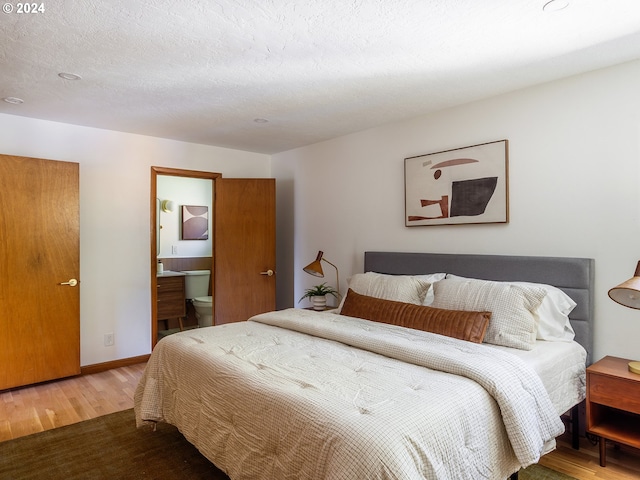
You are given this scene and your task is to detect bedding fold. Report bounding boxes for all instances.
[252,309,564,466]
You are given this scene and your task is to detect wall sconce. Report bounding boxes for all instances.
[161,199,176,213]
[156,198,175,254]
[608,260,640,374]
[303,250,340,295]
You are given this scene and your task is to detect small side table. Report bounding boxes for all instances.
[586,355,640,467]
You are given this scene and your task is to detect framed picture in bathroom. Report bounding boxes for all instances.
[182,205,209,240]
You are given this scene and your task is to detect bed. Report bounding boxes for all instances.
[135,251,594,480]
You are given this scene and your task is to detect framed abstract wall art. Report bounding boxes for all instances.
[404,140,509,226]
[182,205,209,240]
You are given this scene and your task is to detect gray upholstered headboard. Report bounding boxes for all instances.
[364,252,595,364]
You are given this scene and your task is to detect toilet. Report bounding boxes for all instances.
[182,270,213,327]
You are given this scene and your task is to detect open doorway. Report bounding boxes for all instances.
[150,167,220,347]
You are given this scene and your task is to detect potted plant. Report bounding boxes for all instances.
[299,283,340,311]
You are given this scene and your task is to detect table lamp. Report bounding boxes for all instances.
[608,260,640,374]
[303,251,340,296]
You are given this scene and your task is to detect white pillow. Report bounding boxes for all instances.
[337,272,432,312]
[432,276,546,350]
[447,276,577,342]
[416,273,447,306]
[513,282,576,342]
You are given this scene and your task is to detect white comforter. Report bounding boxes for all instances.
[135,309,564,480]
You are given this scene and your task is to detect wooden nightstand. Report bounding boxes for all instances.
[586,355,640,467]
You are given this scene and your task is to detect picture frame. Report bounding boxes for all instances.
[404,140,509,226]
[181,205,209,240]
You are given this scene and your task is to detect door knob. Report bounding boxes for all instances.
[59,279,78,287]
[260,269,275,276]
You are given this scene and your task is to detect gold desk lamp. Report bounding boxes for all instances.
[608,260,640,374]
[303,251,340,295]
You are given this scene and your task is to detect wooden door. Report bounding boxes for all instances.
[0,155,80,390]
[214,178,276,324]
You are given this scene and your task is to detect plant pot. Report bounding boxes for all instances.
[311,295,327,311]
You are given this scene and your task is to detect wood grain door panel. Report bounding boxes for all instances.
[214,178,276,324]
[0,155,80,390]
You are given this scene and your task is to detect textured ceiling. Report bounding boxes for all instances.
[2,0,640,154]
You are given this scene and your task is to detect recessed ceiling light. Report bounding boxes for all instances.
[58,72,82,80]
[543,0,569,12]
[3,97,24,105]
[253,118,269,123]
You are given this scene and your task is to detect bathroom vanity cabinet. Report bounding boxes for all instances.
[157,273,186,331]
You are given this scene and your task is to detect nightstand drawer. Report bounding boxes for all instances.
[589,373,640,415]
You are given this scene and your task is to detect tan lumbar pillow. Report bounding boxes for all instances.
[340,288,491,344]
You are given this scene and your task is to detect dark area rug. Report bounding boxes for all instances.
[0,408,576,479]
[0,409,228,479]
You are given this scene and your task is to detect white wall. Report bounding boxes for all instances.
[157,175,212,258]
[272,59,640,363]
[0,114,270,366]
[3,59,639,366]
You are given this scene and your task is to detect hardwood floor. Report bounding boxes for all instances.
[1,362,639,479]
[541,431,640,480]
[0,363,145,442]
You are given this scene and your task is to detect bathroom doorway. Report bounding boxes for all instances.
[151,167,219,346]
[150,167,276,348]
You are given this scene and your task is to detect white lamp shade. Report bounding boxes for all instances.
[161,200,175,213]
[608,261,640,309]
